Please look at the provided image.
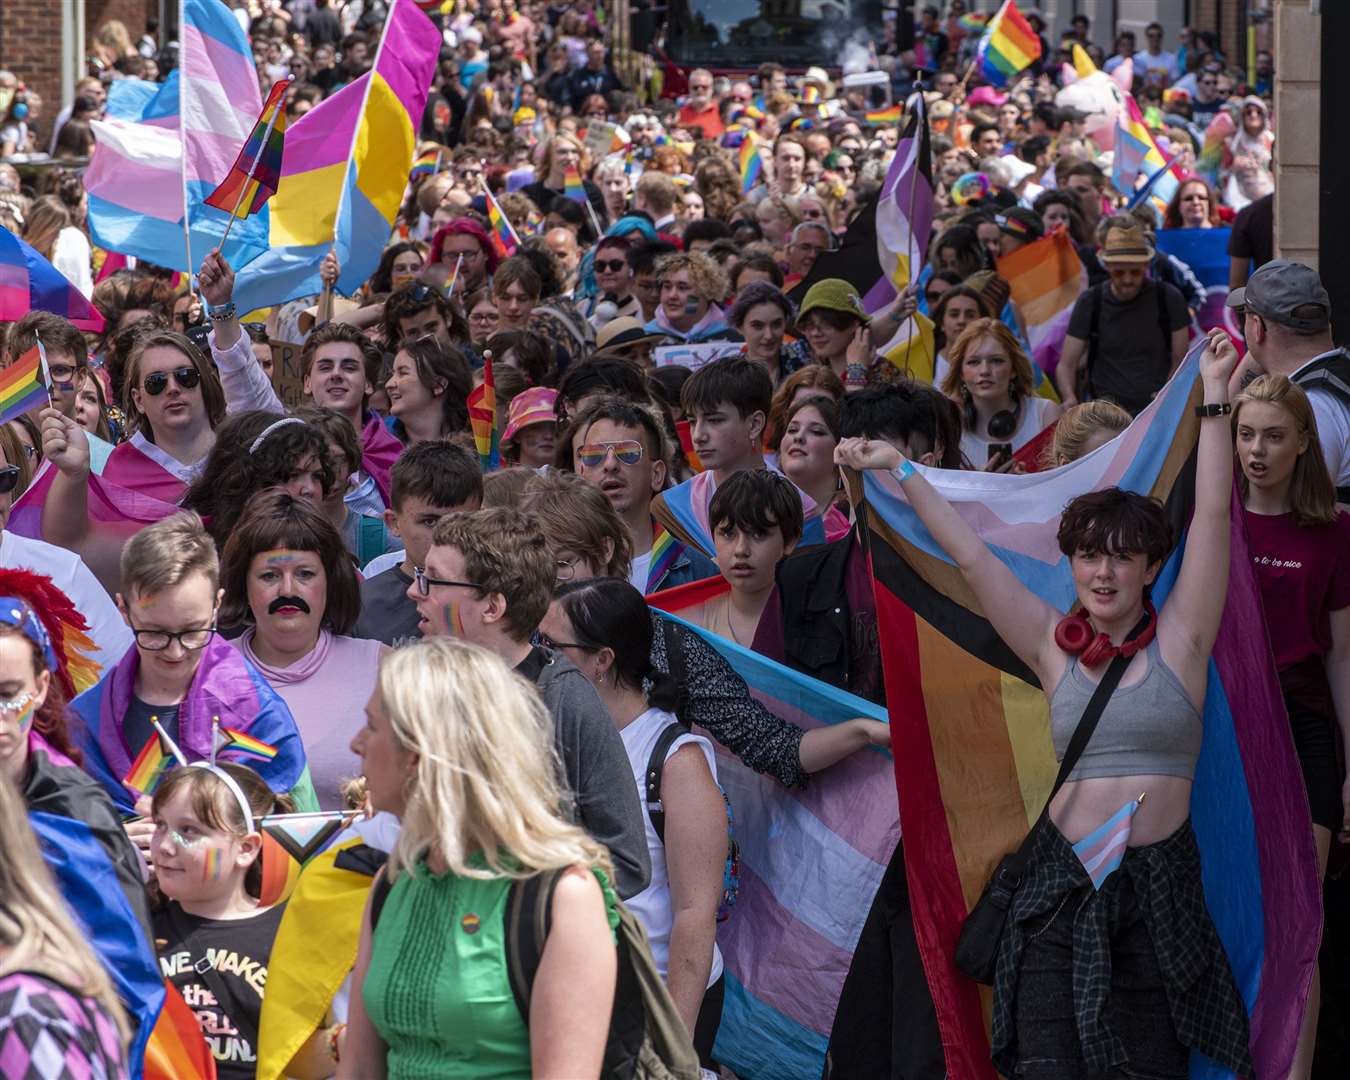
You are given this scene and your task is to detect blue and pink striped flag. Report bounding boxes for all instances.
[648,578,898,1079]
[1072,796,1142,890]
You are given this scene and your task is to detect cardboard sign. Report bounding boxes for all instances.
[269,340,306,411]
[653,341,743,371]
[583,120,629,160]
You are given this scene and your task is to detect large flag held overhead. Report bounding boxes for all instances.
[976,0,1043,87]
[0,226,106,331]
[647,579,899,1080]
[230,0,441,315]
[994,227,1086,377]
[852,341,1320,1079]
[1156,227,1236,335]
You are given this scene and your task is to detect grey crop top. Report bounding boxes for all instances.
[1049,638,1202,782]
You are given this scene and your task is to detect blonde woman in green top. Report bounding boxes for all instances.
[338,638,619,1080]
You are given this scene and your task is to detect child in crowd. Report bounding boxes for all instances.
[151,762,292,1080]
[501,386,559,469]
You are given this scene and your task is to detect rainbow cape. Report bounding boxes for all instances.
[0,343,48,425]
[977,0,1043,87]
[994,227,1086,377]
[853,340,1319,1078]
[204,77,290,219]
[651,471,826,561]
[648,577,898,1079]
[70,634,319,817]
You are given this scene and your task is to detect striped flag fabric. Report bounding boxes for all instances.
[214,724,279,762]
[1113,94,1181,211]
[853,340,1320,1079]
[0,226,105,331]
[652,471,826,561]
[230,0,441,315]
[563,164,587,203]
[467,353,501,471]
[1195,109,1235,188]
[647,580,898,1080]
[994,227,1086,377]
[484,187,519,258]
[143,980,216,1080]
[0,345,49,425]
[204,78,291,220]
[864,104,903,125]
[1072,796,1142,890]
[410,147,442,178]
[738,132,763,193]
[867,93,934,314]
[123,729,175,797]
[977,0,1043,87]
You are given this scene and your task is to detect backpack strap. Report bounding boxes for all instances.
[369,867,393,931]
[644,722,689,845]
[504,868,565,1025]
[357,514,387,566]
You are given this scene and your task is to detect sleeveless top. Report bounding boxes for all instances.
[1049,638,1202,782]
[363,854,618,1080]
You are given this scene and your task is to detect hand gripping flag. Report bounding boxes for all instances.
[204,78,290,220]
[852,340,1320,1078]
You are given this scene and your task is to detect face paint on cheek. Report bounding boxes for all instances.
[201,846,224,883]
[13,702,33,737]
[445,600,465,636]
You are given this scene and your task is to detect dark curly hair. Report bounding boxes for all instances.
[182,411,337,549]
[390,336,472,442]
[1056,488,1174,568]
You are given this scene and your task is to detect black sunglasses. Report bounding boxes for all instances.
[0,465,19,495]
[594,259,628,273]
[143,366,202,396]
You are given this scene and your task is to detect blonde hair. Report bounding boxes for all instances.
[119,510,220,599]
[1233,375,1337,526]
[1045,400,1131,467]
[379,638,613,881]
[0,774,129,1047]
[654,250,727,304]
[940,318,1037,411]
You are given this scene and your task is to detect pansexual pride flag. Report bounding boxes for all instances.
[647,580,899,1079]
[853,340,1319,1079]
[0,345,48,425]
[994,227,1086,377]
[231,0,440,315]
[977,0,1043,88]
[204,77,290,219]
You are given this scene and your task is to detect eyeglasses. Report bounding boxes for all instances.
[576,440,644,469]
[469,311,499,324]
[1181,193,1209,202]
[0,692,33,715]
[129,624,216,651]
[412,565,482,597]
[554,554,583,581]
[0,465,19,495]
[143,366,202,396]
[48,362,85,383]
[594,259,628,273]
[537,632,592,651]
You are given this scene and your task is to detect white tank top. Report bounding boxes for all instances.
[619,707,724,988]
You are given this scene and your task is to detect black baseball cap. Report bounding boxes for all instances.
[1226,260,1330,333]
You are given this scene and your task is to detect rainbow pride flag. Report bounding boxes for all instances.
[123,729,175,797]
[994,227,1086,377]
[143,980,216,1080]
[410,147,442,178]
[215,724,278,761]
[563,164,587,203]
[230,0,441,315]
[0,344,48,425]
[467,353,500,471]
[865,104,903,125]
[204,77,290,219]
[977,0,1043,88]
[739,132,763,194]
[854,340,1319,1078]
[647,578,898,1079]
[1195,109,1235,188]
[484,187,518,258]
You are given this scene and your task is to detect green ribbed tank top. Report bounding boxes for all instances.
[363,858,529,1079]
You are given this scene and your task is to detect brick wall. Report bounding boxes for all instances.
[0,0,65,135]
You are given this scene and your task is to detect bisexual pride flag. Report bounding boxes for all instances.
[853,339,1320,1079]
[648,578,899,1079]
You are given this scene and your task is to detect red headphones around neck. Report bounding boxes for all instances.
[1054,601,1157,668]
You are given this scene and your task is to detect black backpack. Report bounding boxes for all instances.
[370,866,701,1080]
[1081,279,1173,401]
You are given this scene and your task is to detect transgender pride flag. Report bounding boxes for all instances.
[1072,796,1142,890]
[648,581,899,1079]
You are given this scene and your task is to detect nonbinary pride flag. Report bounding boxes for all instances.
[854,339,1319,1079]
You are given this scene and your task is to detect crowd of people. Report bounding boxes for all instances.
[0,2,1345,1079]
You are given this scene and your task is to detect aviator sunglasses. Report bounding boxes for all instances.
[143,366,202,395]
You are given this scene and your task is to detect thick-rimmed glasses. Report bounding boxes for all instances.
[129,624,216,651]
[412,565,483,597]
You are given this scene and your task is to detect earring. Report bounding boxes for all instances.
[596,672,605,684]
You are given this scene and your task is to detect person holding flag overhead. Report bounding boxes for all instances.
[836,327,1252,1077]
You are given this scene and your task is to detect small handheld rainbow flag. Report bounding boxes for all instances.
[410,148,443,179]
[205,77,291,221]
[123,730,173,796]
[467,352,501,472]
[739,132,763,194]
[213,720,279,762]
[865,104,903,125]
[977,0,1043,88]
[563,165,587,203]
[0,342,50,425]
[484,186,519,258]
